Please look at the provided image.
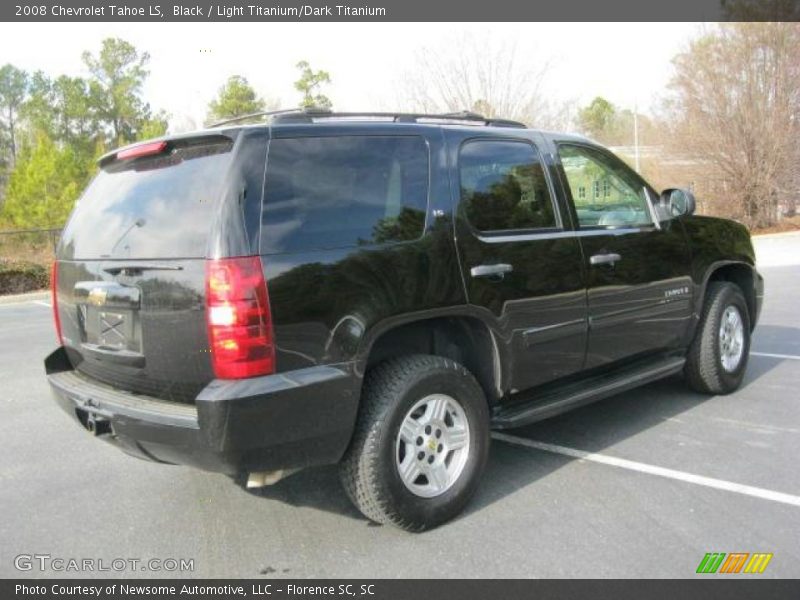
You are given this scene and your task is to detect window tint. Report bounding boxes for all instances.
[459,140,557,233]
[558,144,653,229]
[60,137,234,259]
[261,136,428,253]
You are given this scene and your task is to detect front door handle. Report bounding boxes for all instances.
[470,263,513,279]
[590,253,622,266]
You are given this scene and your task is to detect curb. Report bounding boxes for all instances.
[751,230,800,240]
[0,290,49,305]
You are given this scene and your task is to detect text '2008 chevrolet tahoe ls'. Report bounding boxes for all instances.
[45,109,763,531]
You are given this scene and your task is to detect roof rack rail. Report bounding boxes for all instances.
[208,107,528,129]
[208,108,304,128]
[272,108,528,129]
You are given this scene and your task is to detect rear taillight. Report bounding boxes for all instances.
[51,261,63,346]
[205,256,275,379]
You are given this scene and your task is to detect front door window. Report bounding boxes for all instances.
[558,144,654,229]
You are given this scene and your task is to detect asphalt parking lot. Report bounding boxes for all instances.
[1,234,799,579]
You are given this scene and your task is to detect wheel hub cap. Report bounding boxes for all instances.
[719,305,745,372]
[395,394,471,498]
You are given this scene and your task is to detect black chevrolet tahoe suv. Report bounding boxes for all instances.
[45,109,764,531]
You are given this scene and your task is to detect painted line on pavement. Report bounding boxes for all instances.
[493,432,800,508]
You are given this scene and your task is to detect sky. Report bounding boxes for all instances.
[0,22,706,129]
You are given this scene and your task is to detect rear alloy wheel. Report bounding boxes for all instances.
[395,394,471,498]
[685,281,751,394]
[340,355,489,532]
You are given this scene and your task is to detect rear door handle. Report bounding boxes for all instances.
[470,263,513,279]
[590,253,622,266]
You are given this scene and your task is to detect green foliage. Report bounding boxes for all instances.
[1,132,89,229]
[136,111,169,141]
[577,97,617,142]
[82,38,152,145]
[0,259,49,294]
[206,75,266,124]
[294,61,332,109]
[576,96,651,147]
[22,72,104,156]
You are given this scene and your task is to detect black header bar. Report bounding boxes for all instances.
[2,0,800,22]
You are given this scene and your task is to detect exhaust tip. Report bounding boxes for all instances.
[246,468,300,488]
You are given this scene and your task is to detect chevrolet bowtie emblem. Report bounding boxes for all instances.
[87,287,108,306]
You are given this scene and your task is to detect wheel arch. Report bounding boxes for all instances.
[698,261,758,331]
[356,309,504,406]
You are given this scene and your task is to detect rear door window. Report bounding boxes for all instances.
[261,136,429,253]
[60,136,234,260]
[459,140,558,233]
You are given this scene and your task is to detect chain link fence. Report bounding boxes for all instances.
[0,228,62,265]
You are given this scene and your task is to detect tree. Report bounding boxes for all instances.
[21,73,104,155]
[1,132,88,228]
[136,111,169,140]
[0,64,28,168]
[398,33,571,129]
[82,38,152,145]
[577,97,617,142]
[294,61,332,109]
[206,75,267,124]
[665,23,800,227]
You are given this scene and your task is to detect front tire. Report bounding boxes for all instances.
[340,355,489,532]
[685,281,751,394]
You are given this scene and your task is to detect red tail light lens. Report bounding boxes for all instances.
[116,140,168,161]
[51,261,64,346]
[205,256,275,379]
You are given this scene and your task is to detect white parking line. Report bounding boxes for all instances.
[751,351,800,361]
[492,432,800,508]
[32,301,52,308]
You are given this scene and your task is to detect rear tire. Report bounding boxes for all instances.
[685,281,751,394]
[340,355,489,532]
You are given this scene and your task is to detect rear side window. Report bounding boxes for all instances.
[60,137,234,260]
[261,136,429,253]
[459,140,557,233]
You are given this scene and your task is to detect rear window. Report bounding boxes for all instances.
[261,136,429,253]
[60,136,234,260]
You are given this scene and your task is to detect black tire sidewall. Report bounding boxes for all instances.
[375,367,489,528]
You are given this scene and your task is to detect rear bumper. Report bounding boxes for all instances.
[44,347,360,475]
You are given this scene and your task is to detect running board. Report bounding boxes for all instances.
[491,356,686,429]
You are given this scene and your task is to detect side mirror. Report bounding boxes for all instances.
[660,188,696,218]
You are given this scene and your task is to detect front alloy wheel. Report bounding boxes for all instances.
[719,305,745,373]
